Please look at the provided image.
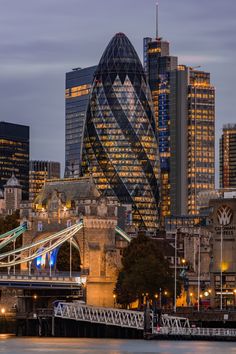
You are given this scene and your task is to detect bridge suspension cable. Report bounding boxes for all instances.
[0,221,83,267]
[0,224,27,251]
[115,226,131,243]
[0,221,131,268]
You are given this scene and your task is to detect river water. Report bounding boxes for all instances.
[0,335,236,354]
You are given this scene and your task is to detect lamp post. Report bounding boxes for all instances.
[174,228,177,312]
[113,294,116,308]
[197,228,201,312]
[69,237,72,278]
[190,292,193,306]
[233,289,236,308]
[220,225,223,310]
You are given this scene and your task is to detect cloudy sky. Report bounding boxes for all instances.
[0,0,235,184]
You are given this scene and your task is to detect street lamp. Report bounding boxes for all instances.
[220,225,223,310]
[1,308,5,315]
[197,227,201,312]
[233,289,236,307]
[159,288,162,309]
[174,228,177,312]
[113,294,116,308]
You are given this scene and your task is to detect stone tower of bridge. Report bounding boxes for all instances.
[20,177,127,307]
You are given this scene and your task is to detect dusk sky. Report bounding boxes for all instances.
[0,0,235,184]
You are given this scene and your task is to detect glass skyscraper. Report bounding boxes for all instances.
[143,37,178,220]
[187,69,215,214]
[220,124,236,188]
[0,121,29,200]
[65,66,96,178]
[82,33,160,231]
[144,37,215,218]
[29,160,61,202]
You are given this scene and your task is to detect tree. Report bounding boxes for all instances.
[0,210,20,234]
[115,233,178,307]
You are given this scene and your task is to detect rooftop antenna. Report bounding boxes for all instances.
[156,2,159,39]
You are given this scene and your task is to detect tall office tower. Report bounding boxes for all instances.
[220,124,236,188]
[29,160,61,201]
[65,66,97,178]
[144,38,215,218]
[0,121,29,200]
[186,69,215,214]
[82,33,160,232]
[172,66,215,215]
[143,36,178,220]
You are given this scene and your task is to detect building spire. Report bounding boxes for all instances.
[156,2,159,39]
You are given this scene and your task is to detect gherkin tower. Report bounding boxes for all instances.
[82,33,160,231]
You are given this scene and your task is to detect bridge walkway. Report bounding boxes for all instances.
[54,302,236,339]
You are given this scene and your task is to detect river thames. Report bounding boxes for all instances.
[0,336,236,354]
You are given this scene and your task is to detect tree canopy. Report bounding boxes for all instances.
[115,233,177,307]
[0,210,19,234]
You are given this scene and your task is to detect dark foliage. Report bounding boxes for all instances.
[115,233,178,307]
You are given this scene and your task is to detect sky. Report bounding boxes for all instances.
[0,0,235,185]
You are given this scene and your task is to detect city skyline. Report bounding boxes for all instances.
[0,0,235,185]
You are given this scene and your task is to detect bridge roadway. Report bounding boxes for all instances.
[0,272,86,289]
[54,302,236,339]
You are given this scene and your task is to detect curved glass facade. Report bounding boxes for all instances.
[82,33,159,231]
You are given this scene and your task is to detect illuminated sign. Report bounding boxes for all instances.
[217,205,233,226]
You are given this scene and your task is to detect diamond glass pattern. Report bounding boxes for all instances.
[82,33,160,231]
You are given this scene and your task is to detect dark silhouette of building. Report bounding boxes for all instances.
[0,121,29,200]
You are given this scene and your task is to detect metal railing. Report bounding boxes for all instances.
[54,302,236,338]
[54,302,144,330]
[154,326,236,337]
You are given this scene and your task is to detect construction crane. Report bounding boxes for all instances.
[189,65,202,71]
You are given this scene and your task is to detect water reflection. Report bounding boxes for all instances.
[0,338,235,354]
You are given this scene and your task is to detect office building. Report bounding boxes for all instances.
[220,124,236,188]
[186,69,215,214]
[143,36,178,219]
[82,33,160,231]
[144,37,215,219]
[0,121,29,200]
[29,160,61,201]
[171,66,215,215]
[65,66,97,178]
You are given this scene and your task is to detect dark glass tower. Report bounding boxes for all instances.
[82,33,159,231]
[65,66,97,178]
[144,36,177,220]
[0,121,29,200]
